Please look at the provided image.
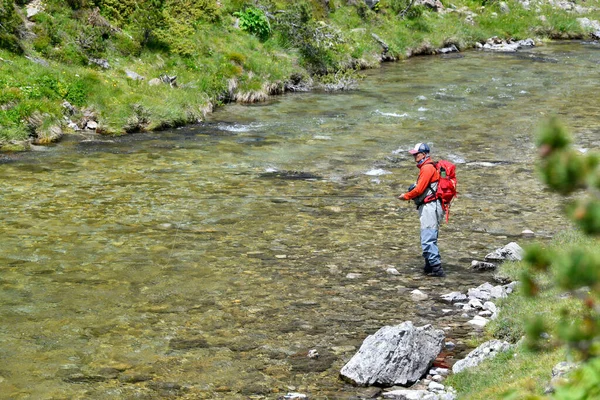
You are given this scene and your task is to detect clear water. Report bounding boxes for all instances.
[1,42,599,399]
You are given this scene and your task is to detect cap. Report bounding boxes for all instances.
[408,142,430,155]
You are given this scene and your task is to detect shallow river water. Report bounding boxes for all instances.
[1,42,600,399]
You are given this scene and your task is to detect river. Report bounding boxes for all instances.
[0,41,599,399]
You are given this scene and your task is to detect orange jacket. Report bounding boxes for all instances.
[402,158,439,200]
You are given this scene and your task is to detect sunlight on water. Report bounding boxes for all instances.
[0,42,599,399]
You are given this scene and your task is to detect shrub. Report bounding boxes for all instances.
[234,7,271,41]
[0,0,24,54]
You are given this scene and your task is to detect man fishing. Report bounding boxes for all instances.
[398,143,445,277]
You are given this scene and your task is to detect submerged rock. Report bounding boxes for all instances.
[340,322,444,386]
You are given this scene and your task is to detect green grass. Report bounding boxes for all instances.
[1,0,600,148]
[447,230,600,399]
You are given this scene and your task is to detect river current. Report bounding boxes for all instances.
[1,42,599,399]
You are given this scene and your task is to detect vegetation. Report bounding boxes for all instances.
[446,119,600,399]
[0,0,599,148]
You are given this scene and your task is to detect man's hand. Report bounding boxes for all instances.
[398,194,409,201]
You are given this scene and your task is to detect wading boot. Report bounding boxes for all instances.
[427,264,445,277]
[423,259,433,275]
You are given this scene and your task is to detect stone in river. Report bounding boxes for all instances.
[340,322,444,386]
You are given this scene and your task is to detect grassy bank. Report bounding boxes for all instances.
[0,0,599,150]
[446,230,600,399]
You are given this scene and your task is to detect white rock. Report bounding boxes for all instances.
[383,389,429,400]
[490,285,507,299]
[452,340,512,373]
[387,267,401,275]
[432,374,444,382]
[468,298,484,309]
[521,229,535,237]
[346,273,362,279]
[86,121,98,130]
[477,282,495,292]
[467,288,491,301]
[467,315,489,328]
[485,242,524,262]
[441,292,467,302]
[283,393,308,400]
[428,381,445,391]
[478,310,493,317]
[483,301,497,313]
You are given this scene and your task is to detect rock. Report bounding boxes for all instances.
[577,17,600,31]
[467,288,491,301]
[126,69,145,81]
[478,310,493,317]
[490,285,507,299]
[429,381,445,391]
[552,361,577,378]
[517,38,535,47]
[467,315,489,328]
[86,120,98,130]
[149,78,162,86]
[383,389,430,399]
[25,56,49,67]
[26,0,43,19]
[281,393,308,400]
[411,290,429,301]
[307,349,319,359]
[483,301,497,314]
[364,0,380,9]
[468,298,484,309]
[440,292,467,303]
[592,30,600,40]
[485,242,524,263]
[387,267,401,275]
[340,322,445,386]
[417,0,444,11]
[471,260,497,271]
[521,229,535,238]
[432,374,444,382]
[346,273,362,279]
[499,1,510,13]
[438,45,459,54]
[445,342,456,350]
[89,58,110,69]
[452,340,512,374]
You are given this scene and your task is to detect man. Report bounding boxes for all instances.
[398,143,445,277]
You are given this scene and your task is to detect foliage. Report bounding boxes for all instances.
[234,7,271,41]
[0,0,24,54]
[275,2,345,74]
[517,118,600,398]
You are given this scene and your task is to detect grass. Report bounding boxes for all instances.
[446,230,600,399]
[1,0,600,149]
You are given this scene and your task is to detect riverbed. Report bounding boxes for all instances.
[0,41,599,399]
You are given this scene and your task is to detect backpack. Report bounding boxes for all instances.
[433,160,457,222]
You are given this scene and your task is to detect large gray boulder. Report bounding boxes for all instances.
[340,322,445,387]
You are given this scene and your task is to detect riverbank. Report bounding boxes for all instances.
[1,0,599,151]
[446,230,598,399]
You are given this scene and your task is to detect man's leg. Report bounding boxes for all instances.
[419,202,444,276]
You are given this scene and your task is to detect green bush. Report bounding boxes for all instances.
[234,7,271,41]
[0,0,24,54]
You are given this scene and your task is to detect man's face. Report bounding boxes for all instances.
[413,152,425,163]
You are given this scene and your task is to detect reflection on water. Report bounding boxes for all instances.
[1,42,599,399]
